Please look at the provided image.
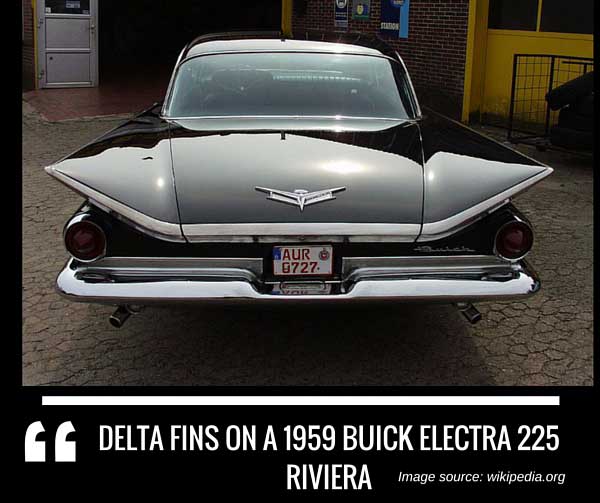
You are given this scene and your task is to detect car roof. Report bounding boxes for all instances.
[180,31,400,63]
[184,38,386,59]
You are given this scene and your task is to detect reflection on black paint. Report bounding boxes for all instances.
[56,105,542,227]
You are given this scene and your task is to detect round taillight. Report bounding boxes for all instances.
[495,220,534,260]
[64,220,106,262]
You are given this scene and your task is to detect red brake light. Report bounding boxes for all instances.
[495,221,533,260]
[64,220,106,262]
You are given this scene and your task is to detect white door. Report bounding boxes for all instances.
[37,0,98,88]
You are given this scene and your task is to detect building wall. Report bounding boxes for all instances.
[22,0,35,90]
[292,0,470,118]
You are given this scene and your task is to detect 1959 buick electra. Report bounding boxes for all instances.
[45,32,553,328]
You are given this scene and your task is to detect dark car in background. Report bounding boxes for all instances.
[45,32,552,328]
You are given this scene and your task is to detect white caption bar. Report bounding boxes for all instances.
[42,396,560,406]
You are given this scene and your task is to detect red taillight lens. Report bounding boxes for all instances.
[64,220,106,262]
[495,221,533,260]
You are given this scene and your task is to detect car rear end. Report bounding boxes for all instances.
[57,200,540,311]
[47,35,549,326]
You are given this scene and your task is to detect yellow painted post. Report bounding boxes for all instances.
[473,0,490,121]
[461,0,478,122]
[281,0,293,37]
[536,0,543,32]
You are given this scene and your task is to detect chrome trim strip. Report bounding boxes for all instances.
[182,223,421,243]
[346,266,515,282]
[161,46,188,117]
[45,166,186,243]
[417,168,553,242]
[76,255,512,283]
[79,257,263,277]
[80,267,259,284]
[178,50,398,65]
[395,51,422,118]
[164,115,412,122]
[342,255,515,277]
[56,259,540,304]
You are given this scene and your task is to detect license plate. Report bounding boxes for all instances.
[273,245,333,276]
[271,282,332,295]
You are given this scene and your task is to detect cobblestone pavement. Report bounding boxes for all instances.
[22,105,593,386]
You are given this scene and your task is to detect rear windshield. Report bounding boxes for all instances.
[166,52,413,119]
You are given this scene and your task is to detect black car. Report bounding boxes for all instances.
[46,32,553,327]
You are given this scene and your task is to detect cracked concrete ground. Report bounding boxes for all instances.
[22,105,593,386]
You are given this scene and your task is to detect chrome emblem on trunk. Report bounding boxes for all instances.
[255,186,346,212]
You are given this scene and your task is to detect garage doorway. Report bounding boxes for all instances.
[36,0,99,88]
[36,0,281,93]
[98,0,280,89]
[28,0,282,119]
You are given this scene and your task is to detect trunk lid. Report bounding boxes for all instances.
[168,120,425,228]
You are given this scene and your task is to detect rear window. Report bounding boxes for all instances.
[166,52,413,119]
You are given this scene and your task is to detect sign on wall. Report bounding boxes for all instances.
[334,0,349,28]
[380,0,410,38]
[352,0,371,20]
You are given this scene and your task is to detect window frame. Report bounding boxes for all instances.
[488,0,540,32]
[538,0,593,35]
[161,50,420,121]
[488,0,594,35]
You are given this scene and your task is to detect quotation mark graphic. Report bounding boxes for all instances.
[25,421,76,462]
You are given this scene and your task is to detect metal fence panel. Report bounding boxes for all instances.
[507,54,593,145]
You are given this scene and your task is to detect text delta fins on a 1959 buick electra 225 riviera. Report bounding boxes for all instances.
[45,32,553,328]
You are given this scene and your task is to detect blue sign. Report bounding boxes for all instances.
[380,0,410,38]
[334,0,349,28]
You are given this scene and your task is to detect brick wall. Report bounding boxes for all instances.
[292,0,470,118]
[22,0,35,91]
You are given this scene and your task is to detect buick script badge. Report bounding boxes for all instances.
[255,186,347,212]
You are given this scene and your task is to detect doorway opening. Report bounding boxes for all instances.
[25,0,281,121]
[97,0,282,106]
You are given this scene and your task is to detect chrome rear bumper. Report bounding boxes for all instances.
[56,256,541,304]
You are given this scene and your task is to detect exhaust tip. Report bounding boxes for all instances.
[109,315,124,329]
[109,306,131,328]
[459,304,482,325]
